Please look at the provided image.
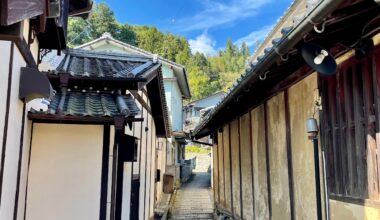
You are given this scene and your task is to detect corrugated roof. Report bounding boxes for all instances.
[30,92,140,117]
[53,49,155,79]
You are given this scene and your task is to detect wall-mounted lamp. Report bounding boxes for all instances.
[301,43,337,76]
[307,118,319,138]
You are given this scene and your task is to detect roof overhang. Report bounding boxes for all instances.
[147,69,171,138]
[29,114,143,125]
[75,34,192,99]
[193,0,380,139]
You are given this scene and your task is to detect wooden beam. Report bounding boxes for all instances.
[130,91,152,115]
[28,113,144,125]
[284,90,295,220]
[0,22,37,68]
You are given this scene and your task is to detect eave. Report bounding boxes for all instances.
[193,0,380,139]
[28,114,143,125]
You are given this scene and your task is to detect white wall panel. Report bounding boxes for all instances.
[26,124,103,220]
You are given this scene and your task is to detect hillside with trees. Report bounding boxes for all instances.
[68,3,250,100]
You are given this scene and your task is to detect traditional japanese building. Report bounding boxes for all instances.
[27,48,170,220]
[193,0,380,219]
[0,1,92,219]
[66,32,192,188]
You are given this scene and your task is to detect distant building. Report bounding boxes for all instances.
[183,92,226,133]
[71,32,192,192]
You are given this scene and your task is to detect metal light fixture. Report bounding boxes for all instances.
[302,43,337,75]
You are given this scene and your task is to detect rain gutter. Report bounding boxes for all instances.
[193,0,346,138]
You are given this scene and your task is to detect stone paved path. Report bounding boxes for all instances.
[169,153,214,220]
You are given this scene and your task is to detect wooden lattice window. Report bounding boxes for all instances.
[320,46,380,203]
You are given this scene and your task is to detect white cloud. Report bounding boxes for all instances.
[189,32,217,55]
[176,0,272,31]
[235,25,273,47]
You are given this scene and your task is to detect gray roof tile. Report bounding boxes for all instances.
[54,49,154,78]
[32,92,140,117]
[281,26,293,35]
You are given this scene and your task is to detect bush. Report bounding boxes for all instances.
[185,146,211,154]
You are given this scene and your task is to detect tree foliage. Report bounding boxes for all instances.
[67,2,250,100]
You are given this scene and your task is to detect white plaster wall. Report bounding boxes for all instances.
[25,124,103,220]
[170,81,183,132]
[107,127,115,220]
[15,120,32,220]
[144,114,153,220]
[122,163,133,219]
[0,46,30,220]
[0,40,11,167]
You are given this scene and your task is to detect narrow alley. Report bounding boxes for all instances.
[168,153,214,220]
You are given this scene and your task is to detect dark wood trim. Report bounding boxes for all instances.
[48,73,147,83]
[138,93,144,177]
[99,125,110,220]
[237,119,243,218]
[284,90,295,220]
[0,42,14,206]
[191,139,213,146]
[352,62,366,197]
[147,117,154,219]
[215,132,219,204]
[221,129,226,208]
[264,103,272,220]
[329,194,380,209]
[15,37,36,68]
[142,100,149,220]
[23,122,34,220]
[28,114,143,124]
[248,111,256,219]
[141,89,148,97]
[110,141,118,220]
[228,124,234,215]
[0,22,37,68]
[13,102,26,220]
[130,91,152,115]
[372,48,380,199]
[0,0,44,26]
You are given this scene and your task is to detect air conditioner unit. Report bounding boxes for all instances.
[48,0,61,18]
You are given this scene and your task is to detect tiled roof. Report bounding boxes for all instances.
[30,92,140,117]
[75,33,192,98]
[53,49,156,79]
[193,0,347,137]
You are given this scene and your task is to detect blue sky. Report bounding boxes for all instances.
[101,0,293,55]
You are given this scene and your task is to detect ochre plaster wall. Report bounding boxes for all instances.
[251,105,269,220]
[288,73,325,219]
[266,92,292,220]
[330,200,380,220]
[240,113,254,219]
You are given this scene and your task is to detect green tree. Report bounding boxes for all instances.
[67,2,251,100]
[67,3,137,46]
[67,17,92,46]
[133,26,164,54]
